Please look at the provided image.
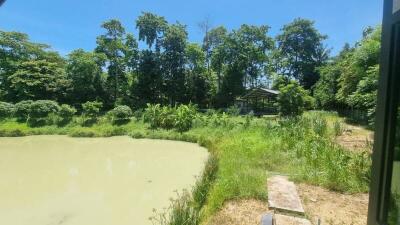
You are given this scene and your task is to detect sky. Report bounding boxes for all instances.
[0,0,383,56]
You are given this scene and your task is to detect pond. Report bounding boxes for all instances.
[0,136,209,225]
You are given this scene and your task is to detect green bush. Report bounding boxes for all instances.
[0,102,15,119]
[57,104,77,126]
[278,81,310,117]
[143,104,175,130]
[143,104,197,132]
[107,105,132,125]
[81,101,103,126]
[15,100,34,122]
[174,104,197,133]
[27,100,60,127]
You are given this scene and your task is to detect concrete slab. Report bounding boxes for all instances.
[267,175,305,215]
[274,214,312,225]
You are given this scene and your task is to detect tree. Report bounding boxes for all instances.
[348,65,379,125]
[0,31,65,102]
[8,60,70,102]
[161,23,188,104]
[278,80,310,117]
[185,43,212,106]
[96,19,128,106]
[136,12,167,50]
[134,12,166,106]
[206,26,228,90]
[134,50,163,106]
[276,18,328,89]
[66,49,105,106]
[215,24,274,106]
[336,27,381,108]
[124,33,139,73]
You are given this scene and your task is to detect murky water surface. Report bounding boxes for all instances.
[0,136,208,225]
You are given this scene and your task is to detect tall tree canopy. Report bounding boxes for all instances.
[66,49,106,106]
[95,19,130,106]
[215,24,274,106]
[314,26,381,125]
[276,18,328,89]
[8,60,70,102]
[1,13,379,117]
[0,31,67,102]
[185,43,213,106]
[136,12,167,50]
[161,23,188,104]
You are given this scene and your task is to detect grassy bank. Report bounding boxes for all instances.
[0,111,371,224]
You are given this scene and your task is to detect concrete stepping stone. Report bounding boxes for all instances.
[274,214,312,225]
[267,175,305,215]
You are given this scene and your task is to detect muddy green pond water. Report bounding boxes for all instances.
[0,135,209,225]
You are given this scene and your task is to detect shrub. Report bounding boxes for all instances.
[133,109,144,121]
[57,104,77,126]
[27,100,60,127]
[15,100,33,122]
[278,81,310,117]
[107,105,132,125]
[0,102,15,119]
[174,104,197,133]
[226,105,240,116]
[143,104,175,130]
[81,101,103,126]
[143,104,197,132]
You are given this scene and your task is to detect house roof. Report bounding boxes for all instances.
[240,88,279,100]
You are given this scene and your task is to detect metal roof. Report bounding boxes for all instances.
[241,88,279,100]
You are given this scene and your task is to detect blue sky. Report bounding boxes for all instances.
[0,0,382,56]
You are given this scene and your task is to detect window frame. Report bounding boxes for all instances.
[368,1,400,224]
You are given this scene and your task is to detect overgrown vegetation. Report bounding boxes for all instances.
[313,27,381,127]
[0,108,371,224]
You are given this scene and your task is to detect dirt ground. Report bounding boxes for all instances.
[298,183,369,225]
[208,199,269,225]
[336,124,374,153]
[208,184,369,225]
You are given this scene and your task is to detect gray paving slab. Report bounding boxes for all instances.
[267,175,305,215]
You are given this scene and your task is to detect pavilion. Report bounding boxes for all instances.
[235,88,279,115]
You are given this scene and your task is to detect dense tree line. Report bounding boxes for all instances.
[0,13,329,110]
[0,12,380,119]
[313,26,381,125]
